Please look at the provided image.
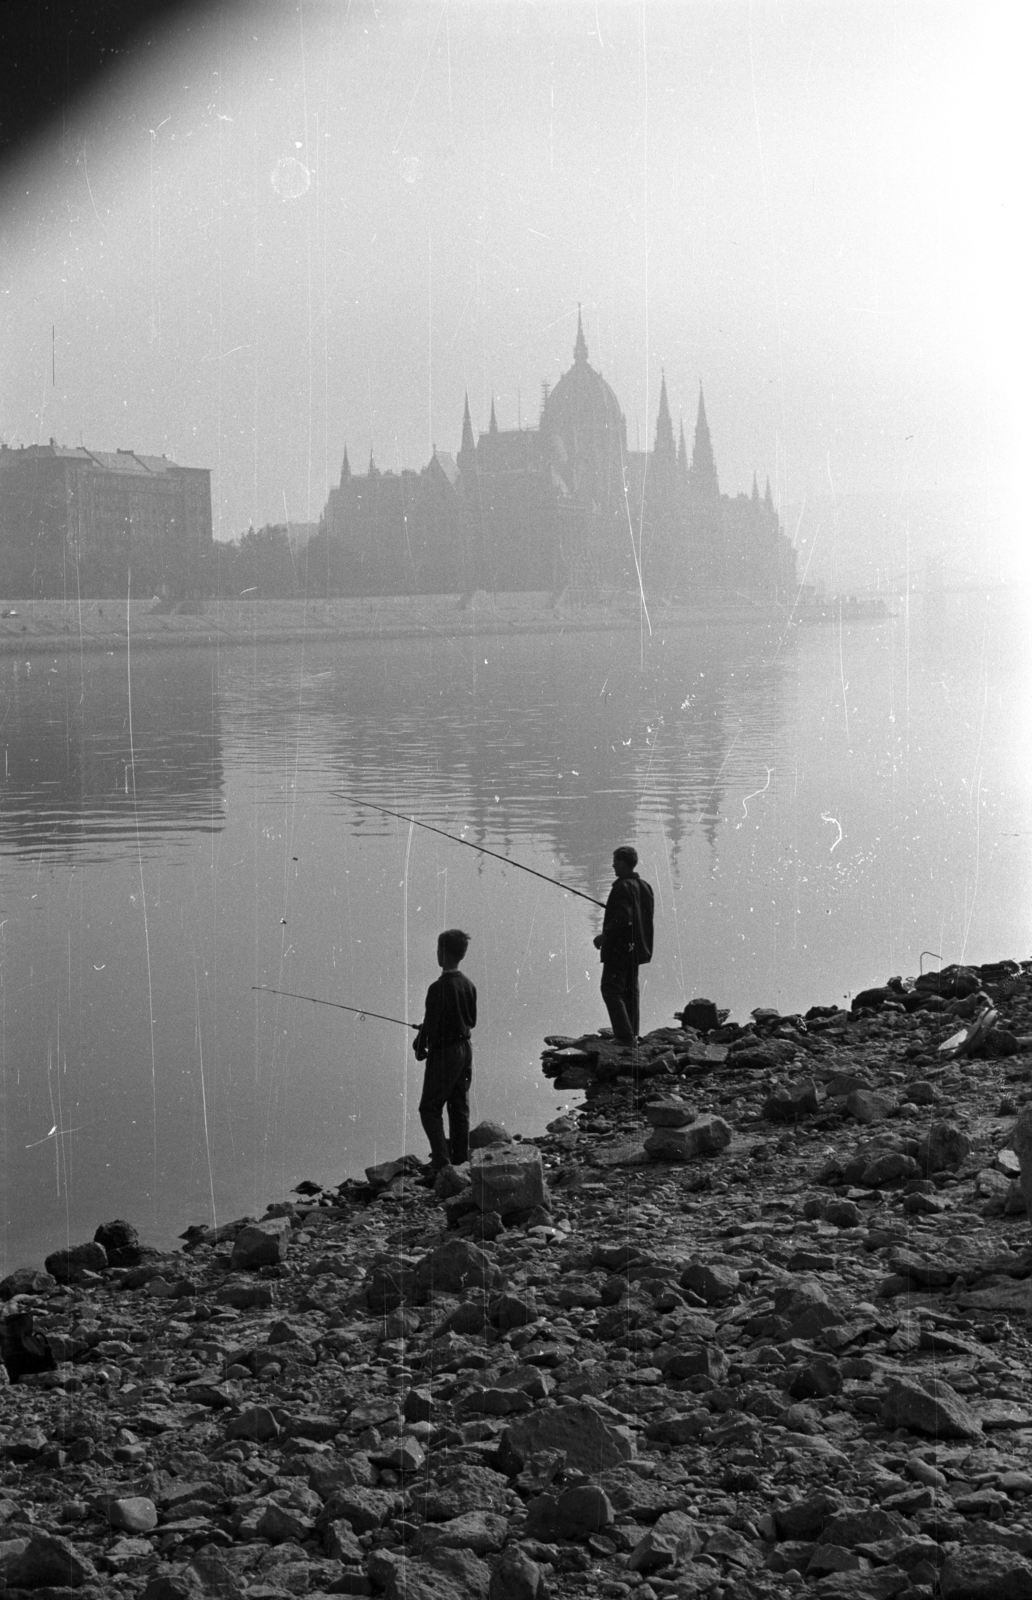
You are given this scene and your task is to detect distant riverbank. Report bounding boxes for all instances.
[0,592,794,655]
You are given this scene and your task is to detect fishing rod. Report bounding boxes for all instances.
[252,985,417,1029]
[337,793,606,908]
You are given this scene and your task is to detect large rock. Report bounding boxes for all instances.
[419,1511,509,1555]
[384,1553,491,1600]
[489,1291,538,1330]
[470,1144,545,1216]
[679,1261,739,1304]
[43,1241,107,1283]
[774,1492,841,1540]
[99,1495,158,1533]
[524,1485,613,1539]
[643,1115,731,1161]
[916,1121,972,1175]
[818,1508,908,1546]
[425,1548,494,1600]
[488,1547,548,1600]
[845,1089,895,1124]
[662,1346,729,1382]
[940,1546,1032,1598]
[727,1039,798,1070]
[224,1405,282,1442]
[93,1218,144,1266]
[325,1486,398,1534]
[628,1511,702,1573]
[229,1216,290,1270]
[676,998,721,1030]
[409,1463,511,1523]
[0,1529,99,1588]
[367,1255,422,1312]
[1010,1107,1032,1220]
[469,1120,512,1150]
[763,1081,821,1122]
[366,1155,424,1190]
[643,1098,693,1128]
[499,1400,635,1476]
[860,1150,920,1187]
[0,1268,56,1300]
[216,1278,275,1310]
[415,1238,504,1295]
[880,1376,984,1440]
[140,1577,206,1600]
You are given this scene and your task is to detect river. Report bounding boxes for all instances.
[0,589,1028,1270]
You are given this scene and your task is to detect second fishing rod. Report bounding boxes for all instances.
[335,791,606,908]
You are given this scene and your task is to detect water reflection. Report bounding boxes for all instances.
[0,649,224,860]
[216,623,795,894]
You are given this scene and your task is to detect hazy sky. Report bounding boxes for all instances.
[0,0,1025,561]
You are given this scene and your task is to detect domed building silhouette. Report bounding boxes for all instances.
[317,310,795,604]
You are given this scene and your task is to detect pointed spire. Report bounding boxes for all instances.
[340,445,350,486]
[573,304,588,366]
[688,386,719,499]
[653,371,675,469]
[368,449,379,479]
[677,418,688,477]
[751,471,759,503]
[489,397,498,435]
[458,392,476,473]
[764,476,774,510]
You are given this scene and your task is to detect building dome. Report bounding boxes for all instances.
[540,312,627,507]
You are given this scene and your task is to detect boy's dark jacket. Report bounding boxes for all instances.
[413,968,477,1060]
[600,872,654,964]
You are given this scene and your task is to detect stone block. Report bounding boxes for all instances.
[644,1115,731,1161]
[470,1144,545,1216]
[643,1098,693,1128]
[229,1217,290,1271]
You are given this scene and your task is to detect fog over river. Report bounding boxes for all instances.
[0,591,1028,1269]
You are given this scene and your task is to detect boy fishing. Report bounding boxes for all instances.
[413,928,477,1176]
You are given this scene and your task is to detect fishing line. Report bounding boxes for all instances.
[337,792,605,907]
[125,565,159,1224]
[194,957,218,1235]
[253,986,417,1029]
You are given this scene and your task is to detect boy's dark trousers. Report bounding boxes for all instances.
[600,949,639,1041]
[418,1039,472,1167]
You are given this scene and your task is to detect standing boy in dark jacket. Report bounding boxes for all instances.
[593,846,654,1042]
[413,928,477,1173]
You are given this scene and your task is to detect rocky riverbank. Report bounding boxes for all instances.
[3,959,1032,1600]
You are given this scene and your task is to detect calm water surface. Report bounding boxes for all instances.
[1,591,1029,1268]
